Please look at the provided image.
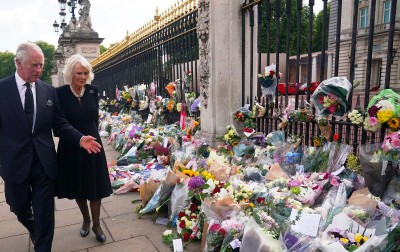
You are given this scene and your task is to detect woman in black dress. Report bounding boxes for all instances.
[56,54,112,242]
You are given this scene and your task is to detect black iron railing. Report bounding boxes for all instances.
[92,8,199,103]
[241,0,398,152]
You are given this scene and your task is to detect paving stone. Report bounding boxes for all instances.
[0,201,16,222]
[30,222,113,252]
[0,218,28,238]
[0,233,30,252]
[101,193,139,217]
[55,206,109,228]
[56,198,80,211]
[87,236,158,252]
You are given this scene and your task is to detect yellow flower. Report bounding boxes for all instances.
[232,141,239,146]
[182,169,193,177]
[249,203,255,208]
[362,236,368,242]
[377,110,394,123]
[354,233,363,243]
[388,117,400,129]
[313,139,320,147]
[167,100,175,111]
[340,238,349,245]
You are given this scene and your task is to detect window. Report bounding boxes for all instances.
[383,1,391,24]
[359,7,368,29]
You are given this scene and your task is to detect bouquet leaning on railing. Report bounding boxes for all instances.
[258,63,282,104]
[311,77,352,141]
[364,89,400,132]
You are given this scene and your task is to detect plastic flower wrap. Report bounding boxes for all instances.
[168,179,190,225]
[204,220,226,252]
[359,143,394,197]
[258,63,281,103]
[364,89,400,132]
[311,77,352,117]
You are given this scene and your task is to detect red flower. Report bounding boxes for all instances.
[183,233,191,241]
[190,214,197,220]
[243,127,253,133]
[189,203,198,212]
[178,212,186,219]
[179,220,186,229]
[256,197,265,204]
[209,223,222,232]
[212,187,221,195]
[333,133,340,142]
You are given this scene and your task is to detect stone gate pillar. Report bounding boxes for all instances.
[197,0,244,146]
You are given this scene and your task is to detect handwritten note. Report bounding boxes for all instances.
[173,239,183,252]
[290,209,321,237]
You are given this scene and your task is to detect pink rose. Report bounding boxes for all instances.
[369,117,378,126]
[391,138,400,149]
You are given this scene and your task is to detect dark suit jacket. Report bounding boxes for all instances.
[0,75,83,184]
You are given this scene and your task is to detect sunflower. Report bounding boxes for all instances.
[388,117,400,129]
[313,138,321,147]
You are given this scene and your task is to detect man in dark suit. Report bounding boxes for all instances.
[0,42,101,251]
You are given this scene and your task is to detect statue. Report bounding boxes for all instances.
[78,0,93,31]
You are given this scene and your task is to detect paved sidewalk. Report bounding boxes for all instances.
[0,138,201,252]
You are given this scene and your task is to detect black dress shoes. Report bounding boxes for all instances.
[80,228,90,237]
[92,227,106,242]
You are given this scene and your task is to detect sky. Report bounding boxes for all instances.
[0,0,324,53]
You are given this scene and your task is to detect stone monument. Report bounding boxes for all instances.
[51,0,103,87]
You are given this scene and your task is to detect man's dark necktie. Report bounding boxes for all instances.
[24,83,34,130]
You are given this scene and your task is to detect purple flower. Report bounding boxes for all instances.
[368,105,380,117]
[188,176,205,190]
[191,98,200,112]
[284,233,298,249]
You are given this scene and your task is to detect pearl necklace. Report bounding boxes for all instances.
[70,85,85,101]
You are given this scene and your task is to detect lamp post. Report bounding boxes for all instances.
[51,0,103,87]
[53,0,78,33]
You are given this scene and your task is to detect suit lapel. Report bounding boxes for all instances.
[5,78,31,132]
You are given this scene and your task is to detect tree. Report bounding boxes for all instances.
[313,3,330,52]
[36,41,55,84]
[100,44,108,55]
[0,51,15,79]
[260,0,311,55]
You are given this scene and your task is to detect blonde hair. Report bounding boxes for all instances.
[63,54,94,84]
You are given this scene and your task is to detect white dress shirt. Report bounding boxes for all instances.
[15,72,37,132]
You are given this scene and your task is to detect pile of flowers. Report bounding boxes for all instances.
[327,228,369,251]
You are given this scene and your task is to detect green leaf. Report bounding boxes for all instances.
[203,184,210,189]
[188,190,194,198]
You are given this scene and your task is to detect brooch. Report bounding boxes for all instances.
[46,100,53,106]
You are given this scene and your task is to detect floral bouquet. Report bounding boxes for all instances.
[176,197,202,243]
[359,143,394,197]
[347,108,363,125]
[220,216,248,252]
[364,89,400,132]
[382,131,400,155]
[258,63,282,103]
[311,77,352,117]
[162,229,178,246]
[204,221,226,252]
[220,125,242,148]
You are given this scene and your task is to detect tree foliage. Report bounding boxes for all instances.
[259,0,329,55]
[0,51,15,80]
[313,3,330,52]
[100,44,108,55]
[36,41,55,84]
